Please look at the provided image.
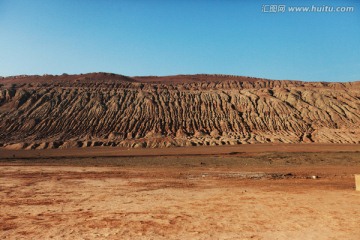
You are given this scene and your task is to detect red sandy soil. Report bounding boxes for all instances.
[1,144,360,239]
[1,143,360,159]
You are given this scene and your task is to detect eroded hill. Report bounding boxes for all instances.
[1,73,360,149]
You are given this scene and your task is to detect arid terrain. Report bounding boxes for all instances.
[1,73,360,149]
[1,74,360,239]
[1,144,360,239]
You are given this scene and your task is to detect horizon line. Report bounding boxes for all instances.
[0,72,359,84]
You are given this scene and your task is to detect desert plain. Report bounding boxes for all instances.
[1,73,360,239]
[1,144,360,240]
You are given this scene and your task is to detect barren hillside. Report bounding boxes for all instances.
[1,73,360,149]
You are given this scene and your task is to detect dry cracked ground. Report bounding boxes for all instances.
[1,73,360,149]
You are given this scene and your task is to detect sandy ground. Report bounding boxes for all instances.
[1,145,360,239]
[1,143,360,159]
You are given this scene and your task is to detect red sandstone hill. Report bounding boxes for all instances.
[1,73,360,149]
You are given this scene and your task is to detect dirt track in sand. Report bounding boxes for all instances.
[1,145,360,239]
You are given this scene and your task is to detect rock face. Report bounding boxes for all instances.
[1,72,360,149]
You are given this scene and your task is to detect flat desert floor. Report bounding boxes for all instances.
[1,144,360,239]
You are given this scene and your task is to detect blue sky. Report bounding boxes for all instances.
[0,0,359,82]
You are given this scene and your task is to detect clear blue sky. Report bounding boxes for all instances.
[0,0,359,82]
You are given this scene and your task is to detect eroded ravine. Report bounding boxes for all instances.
[1,73,360,149]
